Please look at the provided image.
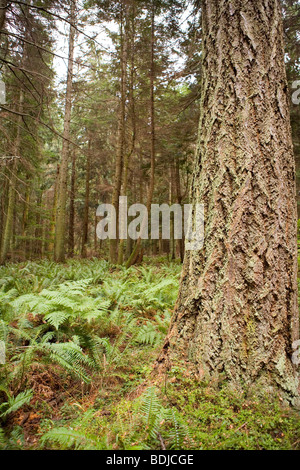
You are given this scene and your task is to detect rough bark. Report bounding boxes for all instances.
[159,0,299,406]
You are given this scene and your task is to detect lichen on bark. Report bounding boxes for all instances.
[158,0,300,407]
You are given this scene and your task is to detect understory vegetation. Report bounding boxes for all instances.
[0,258,299,451]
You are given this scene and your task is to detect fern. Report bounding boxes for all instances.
[38,342,93,383]
[0,259,182,450]
[140,387,164,441]
[164,408,192,450]
[0,426,6,449]
[41,427,104,450]
[137,387,191,450]
[0,425,25,450]
[44,311,71,330]
[12,279,110,330]
[136,322,161,346]
[136,312,172,346]
[0,389,33,419]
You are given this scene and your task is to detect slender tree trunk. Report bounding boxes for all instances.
[0,0,8,32]
[159,0,299,406]
[0,164,17,265]
[0,90,24,265]
[22,180,30,257]
[175,159,184,263]
[48,164,59,255]
[81,142,91,258]
[94,210,98,254]
[0,168,8,248]
[68,150,76,257]
[110,3,128,264]
[34,190,43,257]
[169,165,175,261]
[54,0,76,262]
[118,3,136,265]
[126,3,156,269]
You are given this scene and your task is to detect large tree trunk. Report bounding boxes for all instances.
[159,0,299,405]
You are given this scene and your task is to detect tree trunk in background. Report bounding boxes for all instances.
[68,150,76,257]
[169,164,175,261]
[0,0,7,32]
[0,89,24,265]
[110,3,128,264]
[126,3,156,268]
[118,2,136,265]
[0,163,17,265]
[0,169,8,248]
[175,160,184,263]
[159,0,299,406]
[81,142,91,258]
[94,210,98,254]
[34,190,43,257]
[48,164,59,255]
[54,0,76,262]
[22,180,30,257]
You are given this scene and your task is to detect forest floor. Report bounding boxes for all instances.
[0,258,299,450]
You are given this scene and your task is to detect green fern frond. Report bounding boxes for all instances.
[46,342,92,383]
[44,311,71,330]
[0,390,33,419]
[41,427,102,450]
[164,408,192,450]
[140,387,162,428]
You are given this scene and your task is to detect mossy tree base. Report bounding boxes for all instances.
[158,0,300,408]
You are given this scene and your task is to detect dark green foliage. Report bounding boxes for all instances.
[0,259,181,448]
[0,259,298,450]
